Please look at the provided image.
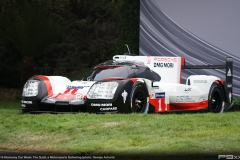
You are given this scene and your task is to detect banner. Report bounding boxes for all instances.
[140,0,240,96]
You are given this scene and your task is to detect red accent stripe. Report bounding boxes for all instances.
[64,89,71,94]
[180,57,185,84]
[169,100,208,111]
[150,97,208,112]
[94,66,122,69]
[71,89,78,94]
[220,79,224,85]
[102,77,139,83]
[131,78,138,83]
[35,75,53,96]
[214,80,219,84]
[102,78,126,80]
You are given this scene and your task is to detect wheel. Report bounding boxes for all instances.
[22,110,26,114]
[130,81,149,113]
[208,82,225,113]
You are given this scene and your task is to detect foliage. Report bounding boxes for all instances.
[233,96,240,110]
[0,0,140,88]
[0,88,21,100]
[0,0,64,85]
[1,101,240,158]
[117,0,140,54]
[0,39,21,88]
[47,0,122,78]
[0,0,61,58]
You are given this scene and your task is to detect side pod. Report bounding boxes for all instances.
[182,57,233,111]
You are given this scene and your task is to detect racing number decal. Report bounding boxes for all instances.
[158,99,162,111]
[157,99,168,111]
[150,98,166,112]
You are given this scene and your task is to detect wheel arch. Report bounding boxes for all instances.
[213,79,227,103]
[208,81,226,113]
[129,80,150,113]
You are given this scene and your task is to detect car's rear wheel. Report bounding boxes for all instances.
[130,82,149,113]
[208,82,225,113]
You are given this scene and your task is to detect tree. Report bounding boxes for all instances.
[117,0,140,54]
[0,0,62,85]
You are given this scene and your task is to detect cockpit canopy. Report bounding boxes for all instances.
[82,60,161,81]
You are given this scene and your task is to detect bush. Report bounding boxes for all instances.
[233,96,240,110]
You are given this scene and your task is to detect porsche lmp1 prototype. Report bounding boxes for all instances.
[21,54,234,114]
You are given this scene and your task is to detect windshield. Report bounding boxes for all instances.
[83,66,130,81]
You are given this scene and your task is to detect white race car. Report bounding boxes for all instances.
[21,54,233,113]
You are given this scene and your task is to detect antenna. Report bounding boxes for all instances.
[125,44,130,54]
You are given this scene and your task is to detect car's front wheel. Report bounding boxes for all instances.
[130,82,149,113]
[208,82,225,113]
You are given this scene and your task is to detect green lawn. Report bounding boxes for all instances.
[0,100,240,159]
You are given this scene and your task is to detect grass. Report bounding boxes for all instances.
[0,99,240,159]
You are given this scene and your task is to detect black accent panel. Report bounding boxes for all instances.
[86,80,134,113]
[39,104,87,113]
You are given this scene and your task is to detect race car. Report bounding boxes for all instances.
[21,59,160,113]
[21,54,234,114]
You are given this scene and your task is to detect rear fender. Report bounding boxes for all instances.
[186,75,221,94]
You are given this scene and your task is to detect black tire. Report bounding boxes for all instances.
[208,82,225,113]
[130,81,149,113]
[22,110,26,114]
[22,108,30,114]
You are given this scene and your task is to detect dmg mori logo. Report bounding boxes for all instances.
[154,63,174,68]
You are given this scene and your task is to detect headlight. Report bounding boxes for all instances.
[87,82,118,99]
[22,80,40,97]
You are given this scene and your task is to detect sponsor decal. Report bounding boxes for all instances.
[91,103,112,107]
[151,81,159,89]
[66,85,90,89]
[75,93,85,100]
[227,68,232,76]
[119,56,126,59]
[184,88,191,92]
[154,57,178,62]
[100,107,117,111]
[121,90,128,103]
[21,104,26,107]
[227,84,232,88]
[21,100,33,104]
[229,92,232,103]
[176,96,195,102]
[155,92,165,98]
[154,63,174,68]
[193,80,207,83]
